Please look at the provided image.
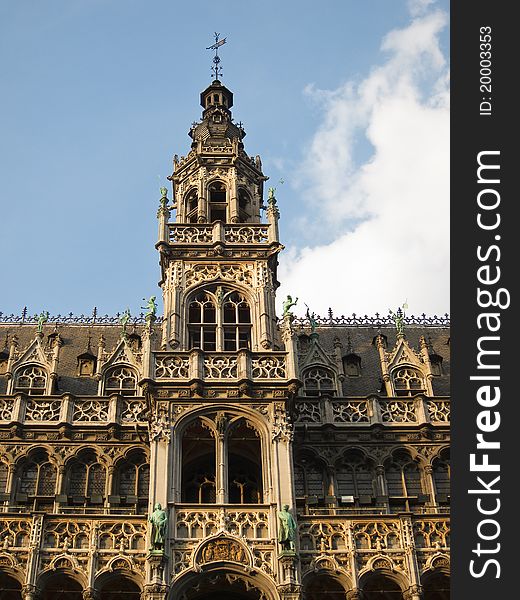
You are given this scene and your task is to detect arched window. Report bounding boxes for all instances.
[181,414,265,505]
[303,367,336,397]
[336,450,375,503]
[228,419,262,503]
[16,451,56,511]
[294,453,327,502]
[188,291,217,351]
[104,366,138,396]
[77,352,96,377]
[66,449,106,506]
[432,449,450,505]
[182,419,216,503]
[114,451,150,514]
[188,288,251,351]
[0,462,8,501]
[423,572,450,600]
[385,451,425,511]
[185,189,199,223]
[392,367,425,396]
[223,292,251,351]
[208,181,227,222]
[14,365,47,395]
[238,188,252,222]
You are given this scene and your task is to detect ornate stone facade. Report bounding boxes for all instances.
[0,79,449,600]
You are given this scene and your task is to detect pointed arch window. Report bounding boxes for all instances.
[294,454,327,501]
[14,365,48,395]
[188,288,251,351]
[114,451,150,514]
[0,462,8,498]
[303,367,337,397]
[104,366,138,396]
[16,450,57,511]
[185,189,199,223]
[181,415,264,504]
[238,188,252,222]
[392,367,425,396]
[432,449,450,505]
[208,181,227,222]
[385,450,426,511]
[66,449,106,506]
[336,450,375,502]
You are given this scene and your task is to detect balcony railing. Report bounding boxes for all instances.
[0,395,147,425]
[295,395,450,426]
[167,222,274,245]
[154,351,288,382]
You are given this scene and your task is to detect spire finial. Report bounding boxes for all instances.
[206,32,227,81]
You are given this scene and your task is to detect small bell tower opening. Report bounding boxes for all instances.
[208,181,227,222]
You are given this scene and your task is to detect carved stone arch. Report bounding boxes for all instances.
[37,561,88,593]
[175,404,270,443]
[63,444,108,467]
[429,445,450,465]
[170,564,279,600]
[421,557,450,600]
[0,553,25,582]
[302,565,352,600]
[359,556,410,594]
[94,560,144,598]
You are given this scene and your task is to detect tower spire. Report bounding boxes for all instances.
[206,32,227,81]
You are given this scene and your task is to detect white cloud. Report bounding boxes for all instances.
[278,7,449,318]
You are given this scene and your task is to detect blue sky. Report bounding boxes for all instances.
[0,0,449,319]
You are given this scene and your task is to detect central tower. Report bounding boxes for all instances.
[149,78,301,600]
[157,78,283,354]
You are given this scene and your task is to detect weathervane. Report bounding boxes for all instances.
[206,32,227,81]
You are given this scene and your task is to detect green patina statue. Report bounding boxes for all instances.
[389,303,407,336]
[278,505,297,552]
[119,309,131,334]
[283,295,298,317]
[148,503,168,552]
[305,305,318,333]
[37,311,49,333]
[142,296,157,320]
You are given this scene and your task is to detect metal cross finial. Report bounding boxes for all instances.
[206,32,227,80]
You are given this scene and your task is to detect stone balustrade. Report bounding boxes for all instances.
[0,395,147,425]
[295,395,450,426]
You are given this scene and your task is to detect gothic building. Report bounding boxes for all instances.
[0,78,450,600]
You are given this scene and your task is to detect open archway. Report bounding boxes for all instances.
[361,572,405,600]
[303,572,348,600]
[423,571,450,600]
[97,574,142,600]
[40,572,83,600]
[0,572,22,600]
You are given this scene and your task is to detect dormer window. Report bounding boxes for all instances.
[429,353,443,376]
[392,367,425,396]
[343,353,361,377]
[14,365,48,395]
[303,367,337,397]
[104,366,138,396]
[77,353,96,377]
